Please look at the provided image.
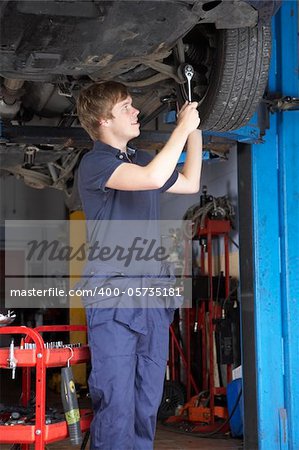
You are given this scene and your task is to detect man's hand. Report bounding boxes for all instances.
[176,101,200,134]
[105,102,201,191]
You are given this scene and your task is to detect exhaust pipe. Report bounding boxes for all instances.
[0,78,24,119]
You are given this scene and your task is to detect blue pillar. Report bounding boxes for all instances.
[251,2,299,449]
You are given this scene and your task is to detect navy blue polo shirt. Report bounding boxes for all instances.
[77,141,180,328]
[78,140,178,221]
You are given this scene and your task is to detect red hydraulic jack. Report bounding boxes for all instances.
[166,218,232,434]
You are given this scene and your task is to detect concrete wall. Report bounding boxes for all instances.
[0,175,66,220]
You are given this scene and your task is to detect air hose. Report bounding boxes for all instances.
[61,366,83,446]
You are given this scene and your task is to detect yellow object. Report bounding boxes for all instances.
[65,408,80,425]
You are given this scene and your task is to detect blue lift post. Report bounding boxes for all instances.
[250,2,299,450]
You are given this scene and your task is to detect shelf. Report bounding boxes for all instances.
[0,409,93,444]
[0,345,90,368]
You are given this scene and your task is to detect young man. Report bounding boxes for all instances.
[77,81,202,449]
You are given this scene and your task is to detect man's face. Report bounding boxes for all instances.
[103,95,140,142]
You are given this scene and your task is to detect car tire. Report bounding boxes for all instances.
[158,380,186,420]
[199,24,271,131]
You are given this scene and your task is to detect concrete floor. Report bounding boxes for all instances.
[45,427,243,449]
[1,429,242,450]
[154,426,242,450]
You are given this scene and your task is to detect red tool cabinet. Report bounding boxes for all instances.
[0,325,92,449]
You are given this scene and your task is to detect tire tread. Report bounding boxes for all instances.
[200,25,271,131]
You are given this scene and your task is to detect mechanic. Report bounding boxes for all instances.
[76,81,202,450]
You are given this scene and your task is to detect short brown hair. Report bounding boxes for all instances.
[77,81,128,141]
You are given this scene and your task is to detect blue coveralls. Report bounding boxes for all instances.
[78,141,179,449]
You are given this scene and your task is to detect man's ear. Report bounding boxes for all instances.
[99,116,110,127]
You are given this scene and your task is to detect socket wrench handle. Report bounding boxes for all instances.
[184,64,194,103]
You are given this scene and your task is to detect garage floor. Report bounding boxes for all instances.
[154,429,242,449]
[44,427,242,449]
[1,432,242,449]
[0,374,242,450]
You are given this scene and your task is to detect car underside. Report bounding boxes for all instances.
[0,0,280,202]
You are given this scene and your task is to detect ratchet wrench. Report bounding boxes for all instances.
[184,64,194,103]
